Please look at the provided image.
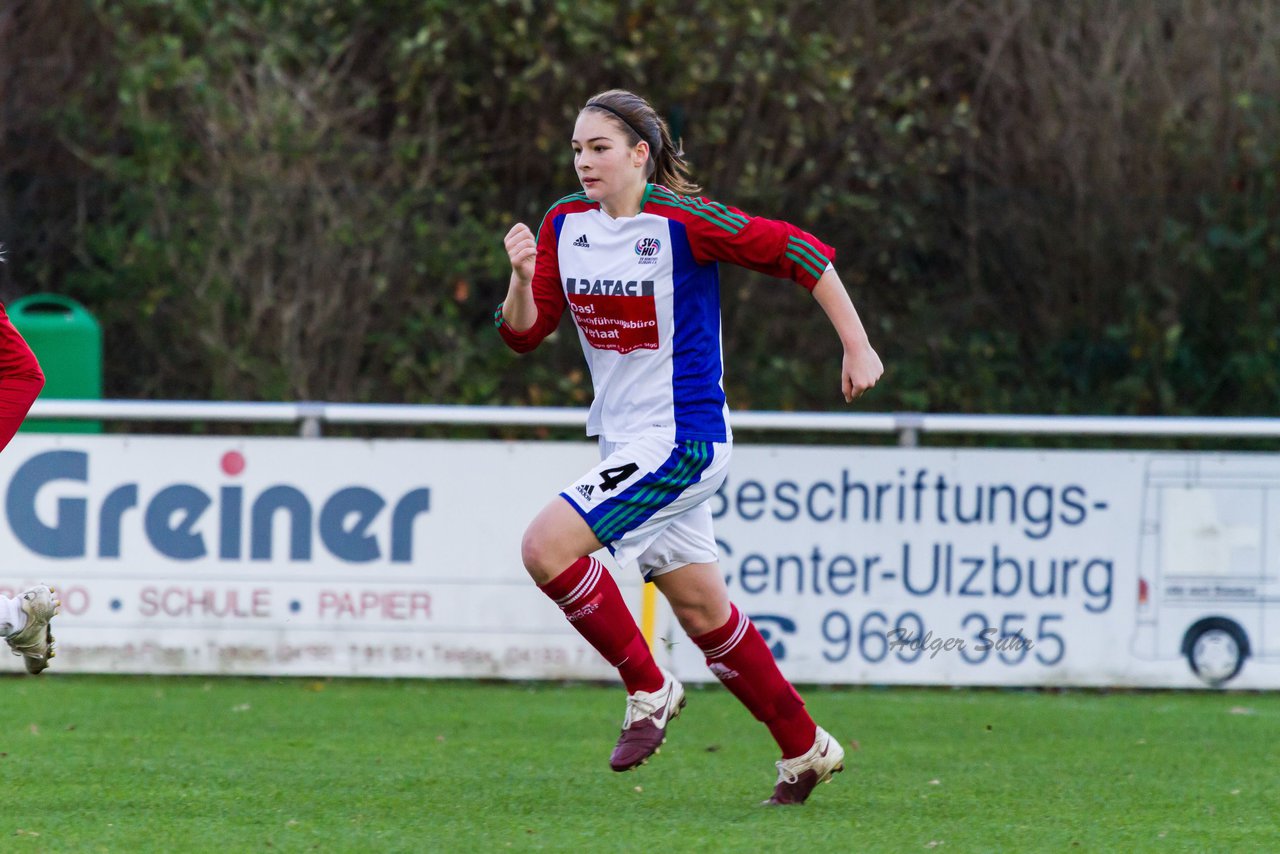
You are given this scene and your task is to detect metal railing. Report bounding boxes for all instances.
[25,399,1280,445]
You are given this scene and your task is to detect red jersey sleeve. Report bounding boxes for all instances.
[646,187,835,290]
[0,304,45,453]
[495,205,569,353]
[0,305,43,382]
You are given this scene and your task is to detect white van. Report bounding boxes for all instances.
[1131,455,1280,686]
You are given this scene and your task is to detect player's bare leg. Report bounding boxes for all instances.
[520,497,605,585]
[650,561,731,636]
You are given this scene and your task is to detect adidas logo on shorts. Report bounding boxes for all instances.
[573,234,590,248]
[576,483,595,501]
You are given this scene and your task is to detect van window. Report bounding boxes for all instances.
[1160,487,1262,577]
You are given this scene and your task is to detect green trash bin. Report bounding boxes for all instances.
[8,294,103,433]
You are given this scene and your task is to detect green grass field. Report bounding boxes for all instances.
[2,676,1276,852]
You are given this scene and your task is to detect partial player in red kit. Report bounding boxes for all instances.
[1,249,62,674]
[496,90,883,804]
[0,306,43,452]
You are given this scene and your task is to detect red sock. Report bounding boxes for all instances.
[692,604,817,758]
[539,556,664,694]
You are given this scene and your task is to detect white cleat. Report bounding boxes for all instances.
[764,726,846,805]
[6,585,60,675]
[609,669,686,771]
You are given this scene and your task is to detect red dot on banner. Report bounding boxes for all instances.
[221,451,246,476]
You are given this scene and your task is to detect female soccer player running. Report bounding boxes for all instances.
[0,266,60,675]
[496,90,883,805]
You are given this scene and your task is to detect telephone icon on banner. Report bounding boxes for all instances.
[750,614,797,660]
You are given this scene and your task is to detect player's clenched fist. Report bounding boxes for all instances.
[505,223,537,285]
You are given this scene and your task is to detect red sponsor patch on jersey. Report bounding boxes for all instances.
[567,292,660,354]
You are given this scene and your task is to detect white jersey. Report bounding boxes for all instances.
[498,184,835,443]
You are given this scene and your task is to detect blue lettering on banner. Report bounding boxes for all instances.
[146,485,212,560]
[6,450,86,557]
[817,609,1068,667]
[721,541,1112,614]
[712,469,1092,540]
[5,450,431,563]
[708,460,1126,676]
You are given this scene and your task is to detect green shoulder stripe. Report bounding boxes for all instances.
[682,196,749,227]
[649,190,745,234]
[649,187,749,227]
[651,189,751,232]
[536,193,594,241]
[649,197,742,234]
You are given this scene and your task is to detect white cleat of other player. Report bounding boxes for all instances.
[5,585,61,675]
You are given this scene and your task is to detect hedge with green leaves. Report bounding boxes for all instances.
[2,0,1276,417]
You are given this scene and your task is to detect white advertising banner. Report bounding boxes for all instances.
[676,446,1280,690]
[0,435,627,680]
[3,435,1278,688]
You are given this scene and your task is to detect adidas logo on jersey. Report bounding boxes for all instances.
[573,234,591,248]
[576,483,595,501]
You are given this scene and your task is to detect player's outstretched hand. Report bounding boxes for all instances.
[842,343,883,403]
[505,223,537,284]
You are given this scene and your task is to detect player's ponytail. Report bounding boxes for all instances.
[584,90,701,196]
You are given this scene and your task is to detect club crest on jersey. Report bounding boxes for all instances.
[566,277,655,297]
[634,237,661,264]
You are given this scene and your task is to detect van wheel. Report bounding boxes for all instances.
[1183,621,1247,687]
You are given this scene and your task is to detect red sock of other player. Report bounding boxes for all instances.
[692,604,818,758]
[538,556,665,694]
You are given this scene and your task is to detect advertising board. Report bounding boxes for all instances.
[4,435,1277,688]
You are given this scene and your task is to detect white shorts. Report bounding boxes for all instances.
[559,434,731,580]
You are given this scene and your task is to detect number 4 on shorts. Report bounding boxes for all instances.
[598,462,639,492]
